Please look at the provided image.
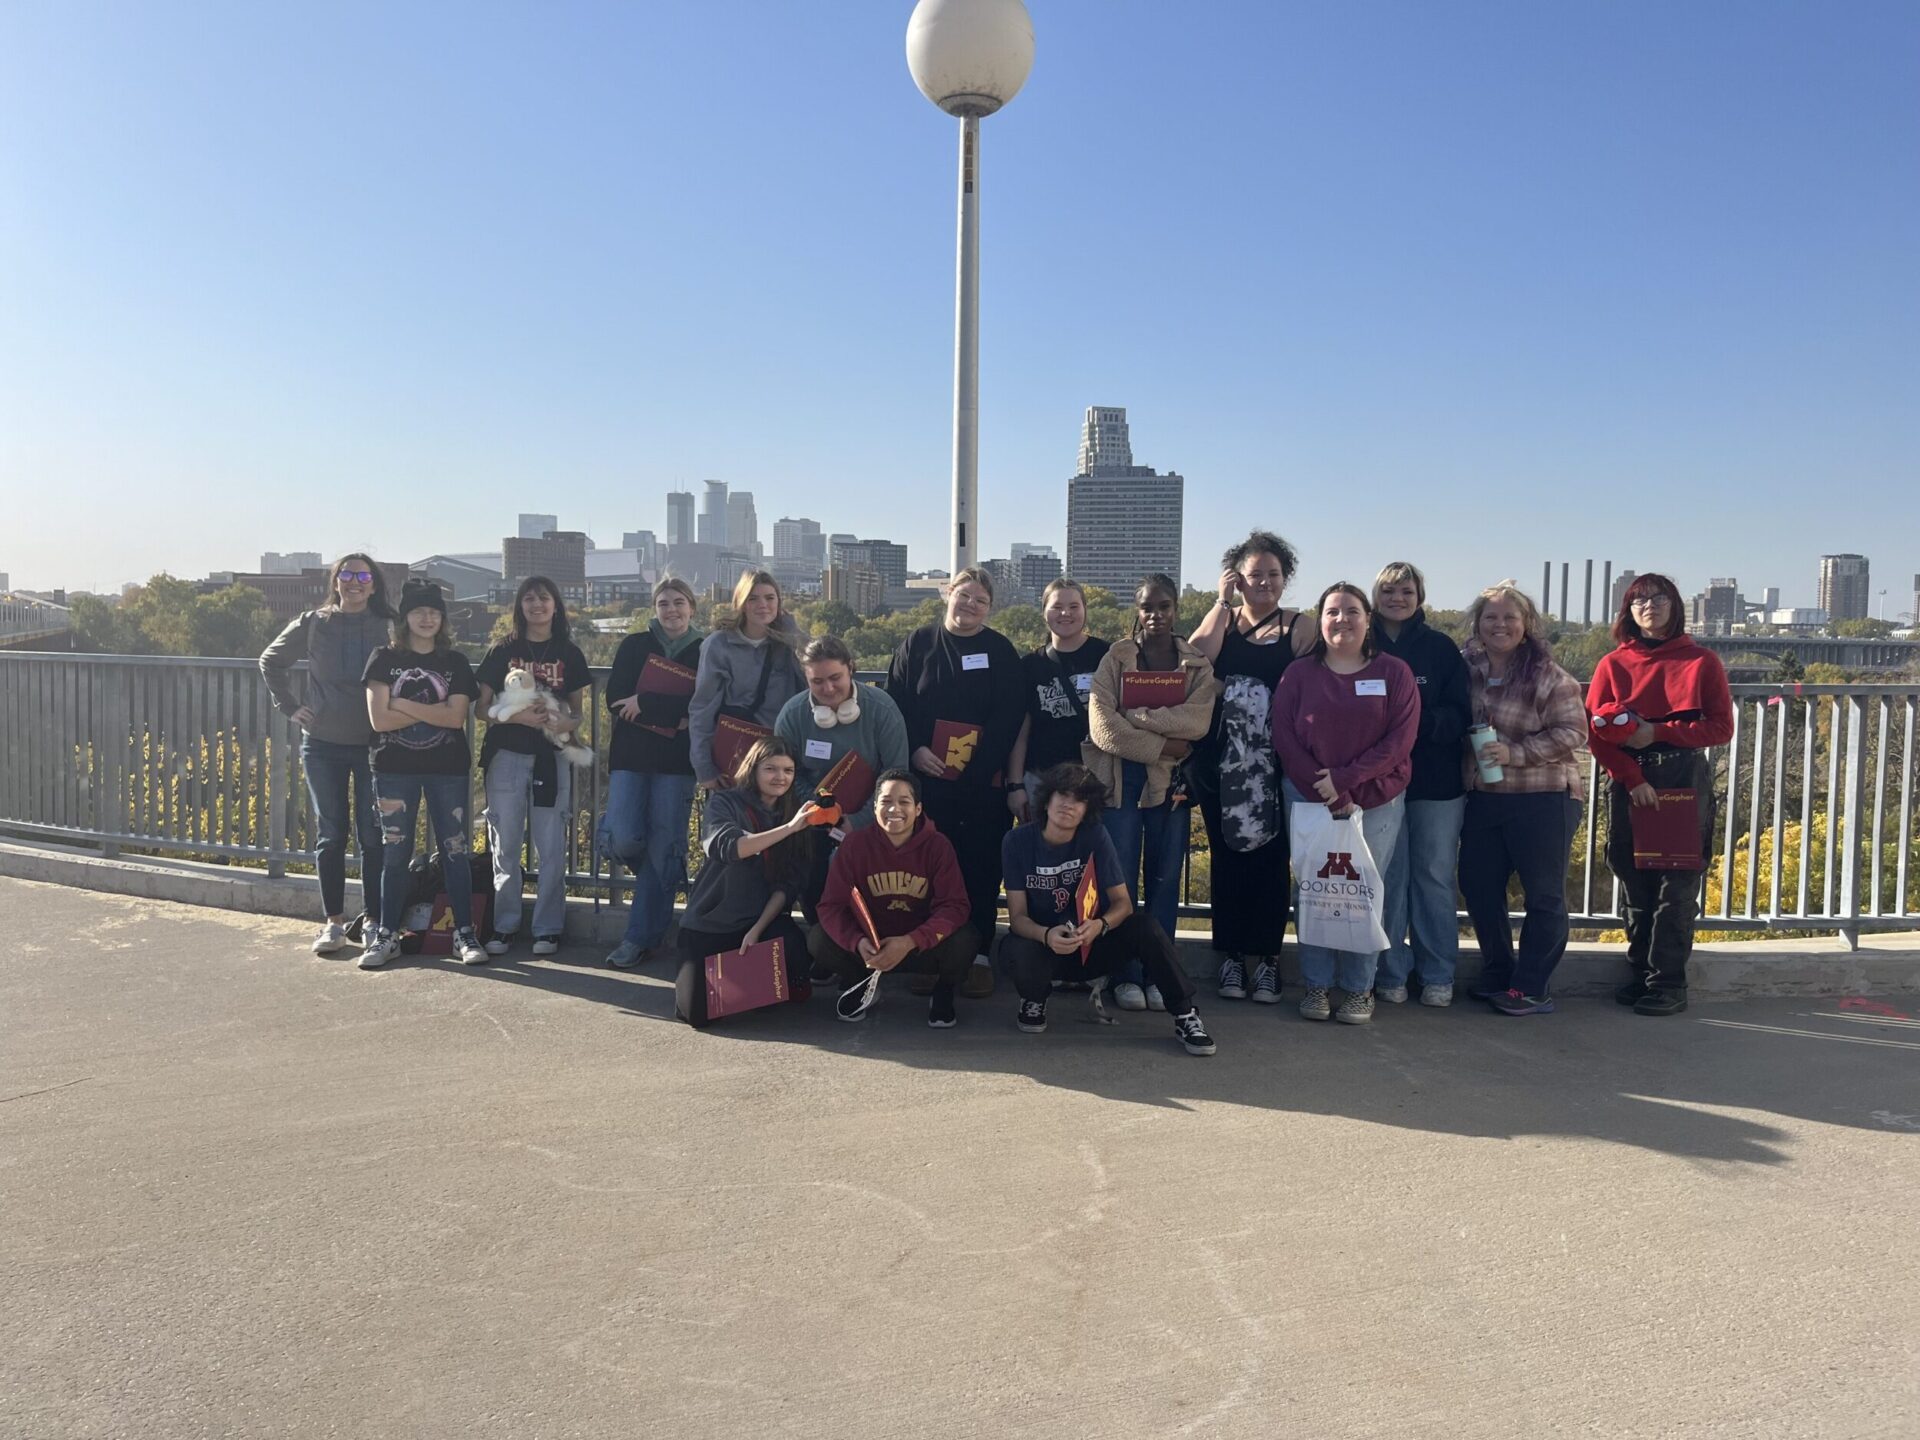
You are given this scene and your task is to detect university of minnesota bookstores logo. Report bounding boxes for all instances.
[1316,852,1361,881]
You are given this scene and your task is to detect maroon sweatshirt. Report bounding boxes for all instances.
[818,814,971,954]
[1270,654,1419,811]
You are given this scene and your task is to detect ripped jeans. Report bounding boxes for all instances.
[374,772,474,935]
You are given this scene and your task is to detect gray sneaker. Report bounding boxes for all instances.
[358,929,401,970]
[1299,986,1332,1021]
[1335,991,1375,1025]
[312,922,348,956]
[1419,984,1454,1007]
[606,941,644,969]
[1376,984,1409,1004]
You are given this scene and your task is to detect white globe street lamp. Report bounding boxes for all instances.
[906,0,1035,575]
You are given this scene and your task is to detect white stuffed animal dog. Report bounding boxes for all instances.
[488,670,593,767]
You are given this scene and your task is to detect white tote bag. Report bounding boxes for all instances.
[1289,804,1391,954]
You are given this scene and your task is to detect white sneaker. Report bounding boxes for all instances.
[484,933,515,957]
[531,937,561,957]
[1420,984,1454,1007]
[312,922,347,956]
[1376,985,1409,1004]
[453,928,488,966]
[1250,960,1280,1004]
[1113,982,1148,1011]
[358,929,401,970]
[1145,985,1165,1012]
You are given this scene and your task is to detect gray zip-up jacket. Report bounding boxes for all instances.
[259,607,387,746]
[687,619,807,784]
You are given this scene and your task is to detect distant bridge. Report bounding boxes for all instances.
[1699,634,1919,674]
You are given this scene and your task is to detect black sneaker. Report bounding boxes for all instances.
[1172,1010,1216,1056]
[928,986,957,1028]
[1634,988,1689,1017]
[1616,978,1651,1006]
[1016,1000,1048,1033]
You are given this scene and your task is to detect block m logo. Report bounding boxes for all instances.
[1316,852,1361,881]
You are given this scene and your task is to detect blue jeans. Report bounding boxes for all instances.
[1099,760,1190,986]
[374,772,473,934]
[1459,790,1583,996]
[605,769,698,949]
[301,735,383,922]
[1284,779,1404,993]
[1375,795,1465,989]
[484,750,574,939]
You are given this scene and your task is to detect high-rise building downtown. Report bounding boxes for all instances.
[1818,553,1870,622]
[1065,406,1183,597]
[518,513,558,542]
[665,491,694,548]
[698,480,728,546]
[726,491,760,556]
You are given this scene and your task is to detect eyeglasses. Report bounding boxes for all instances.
[1629,595,1671,610]
[337,569,374,584]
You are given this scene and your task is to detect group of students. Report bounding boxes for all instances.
[259,530,1732,1056]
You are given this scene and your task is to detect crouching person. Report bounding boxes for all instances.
[999,764,1217,1055]
[674,737,821,1024]
[810,769,978,1029]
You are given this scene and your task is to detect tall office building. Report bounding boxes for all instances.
[1609,568,1638,616]
[622,530,660,570]
[1911,574,1919,627]
[698,481,728,546]
[726,491,760,557]
[518,513,559,542]
[666,491,694,548]
[260,551,322,575]
[1818,553,1870,622]
[503,530,588,588]
[829,538,907,591]
[1688,578,1744,635]
[772,516,822,561]
[1065,406,1183,597]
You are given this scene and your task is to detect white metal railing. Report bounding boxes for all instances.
[1,654,1914,945]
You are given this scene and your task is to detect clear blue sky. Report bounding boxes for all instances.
[3,1,1917,615]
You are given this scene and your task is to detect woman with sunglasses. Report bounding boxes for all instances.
[1588,574,1733,1017]
[1187,530,1315,1004]
[259,554,396,957]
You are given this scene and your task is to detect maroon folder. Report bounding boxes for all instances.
[703,937,790,1020]
[1630,788,1705,871]
[711,714,772,781]
[1121,671,1186,709]
[634,653,697,737]
[816,747,877,814]
[930,719,982,780]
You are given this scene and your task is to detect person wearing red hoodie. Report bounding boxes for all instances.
[1588,573,1734,1017]
[810,768,978,1028]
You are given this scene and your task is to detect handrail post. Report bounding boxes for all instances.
[1836,695,1865,949]
[266,709,287,878]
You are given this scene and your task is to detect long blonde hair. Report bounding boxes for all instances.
[726,569,783,631]
[1465,579,1553,696]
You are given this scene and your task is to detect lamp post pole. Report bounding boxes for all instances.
[951,115,980,573]
[906,0,1033,578]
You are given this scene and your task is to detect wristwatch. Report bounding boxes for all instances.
[1006,781,1026,792]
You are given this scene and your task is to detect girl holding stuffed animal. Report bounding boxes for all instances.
[477,576,592,958]
[1587,573,1732,1017]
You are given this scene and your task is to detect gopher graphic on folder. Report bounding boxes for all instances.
[930,720,982,780]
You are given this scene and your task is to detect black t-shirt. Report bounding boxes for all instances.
[1019,638,1111,774]
[475,637,592,760]
[362,646,480,775]
[1001,820,1123,930]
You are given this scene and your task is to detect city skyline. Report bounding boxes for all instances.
[3,3,1916,607]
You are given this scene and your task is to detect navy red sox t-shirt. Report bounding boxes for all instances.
[362,645,480,776]
[1000,819,1122,930]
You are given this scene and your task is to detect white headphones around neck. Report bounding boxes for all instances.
[811,694,862,729]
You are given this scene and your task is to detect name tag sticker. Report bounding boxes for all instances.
[1073,673,1094,696]
[805,738,834,760]
[1355,679,1387,697]
[962,652,990,671]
